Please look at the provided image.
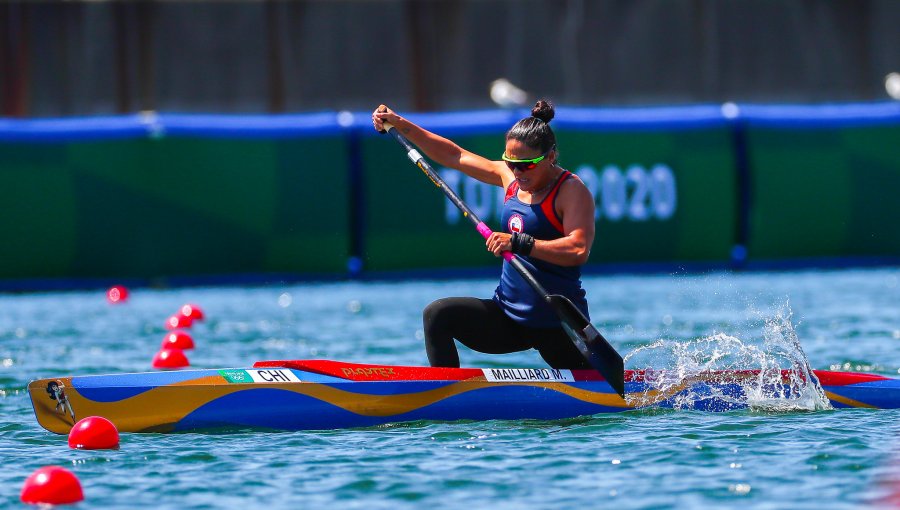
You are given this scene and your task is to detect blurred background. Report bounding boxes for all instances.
[3,0,900,116]
[1,0,899,290]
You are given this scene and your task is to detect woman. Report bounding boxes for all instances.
[372,100,596,370]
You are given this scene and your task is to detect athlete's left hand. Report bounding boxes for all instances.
[486,232,512,257]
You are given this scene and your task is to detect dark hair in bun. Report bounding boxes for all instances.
[506,99,557,152]
[531,99,555,124]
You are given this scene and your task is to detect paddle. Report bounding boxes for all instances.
[380,120,626,397]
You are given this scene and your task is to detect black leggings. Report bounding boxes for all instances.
[422,297,591,369]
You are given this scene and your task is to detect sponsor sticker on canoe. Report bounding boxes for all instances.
[219,369,301,384]
[219,370,253,383]
[482,368,575,382]
[341,366,397,379]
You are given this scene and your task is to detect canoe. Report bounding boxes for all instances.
[29,359,900,434]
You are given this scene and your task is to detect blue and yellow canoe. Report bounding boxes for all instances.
[28,360,900,434]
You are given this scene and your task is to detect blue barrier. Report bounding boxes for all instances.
[0,101,897,289]
[4,101,899,139]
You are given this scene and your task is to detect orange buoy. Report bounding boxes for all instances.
[152,348,190,369]
[106,285,129,304]
[165,314,193,330]
[161,330,195,350]
[68,416,119,450]
[20,466,84,505]
[180,303,205,321]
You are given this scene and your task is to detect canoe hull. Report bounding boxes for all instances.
[28,361,900,434]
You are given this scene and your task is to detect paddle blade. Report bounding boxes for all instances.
[547,295,626,398]
[581,323,626,397]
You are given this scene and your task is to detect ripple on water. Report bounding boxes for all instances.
[2,270,900,509]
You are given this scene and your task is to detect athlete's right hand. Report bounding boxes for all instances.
[486,232,513,257]
[372,105,401,133]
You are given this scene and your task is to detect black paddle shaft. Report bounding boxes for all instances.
[386,126,558,294]
[382,122,625,397]
[385,125,484,224]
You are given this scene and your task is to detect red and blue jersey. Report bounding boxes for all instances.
[493,170,589,328]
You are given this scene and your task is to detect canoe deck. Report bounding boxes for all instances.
[29,360,900,434]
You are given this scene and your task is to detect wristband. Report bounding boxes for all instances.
[510,232,535,256]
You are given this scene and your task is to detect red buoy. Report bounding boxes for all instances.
[20,466,84,505]
[106,285,129,304]
[180,303,205,321]
[152,348,190,369]
[68,416,119,450]
[161,330,195,350]
[165,314,193,330]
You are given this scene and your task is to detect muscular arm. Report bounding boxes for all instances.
[485,177,596,266]
[531,179,595,266]
[374,107,513,188]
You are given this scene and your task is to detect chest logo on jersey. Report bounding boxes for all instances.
[508,214,524,234]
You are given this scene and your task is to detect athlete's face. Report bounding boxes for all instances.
[503,139,554,191]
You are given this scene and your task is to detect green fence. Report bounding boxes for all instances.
[361,109,737,271]
[0,104,898,288]
[744,111,900,260]
[556,125,736,265]
[0,115,351,283]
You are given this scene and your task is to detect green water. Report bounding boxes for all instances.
[2,268,899,508]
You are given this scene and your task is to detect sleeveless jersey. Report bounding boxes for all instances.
[493,170,590,328]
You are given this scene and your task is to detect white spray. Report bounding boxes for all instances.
[624,304,832,412]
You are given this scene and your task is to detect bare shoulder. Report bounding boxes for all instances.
[559,171,593,200]
[555,170,595,216]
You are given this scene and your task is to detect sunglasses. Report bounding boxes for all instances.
[501,145,555,171]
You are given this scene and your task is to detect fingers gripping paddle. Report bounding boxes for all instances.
[380,120,625,397]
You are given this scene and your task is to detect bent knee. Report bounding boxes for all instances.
[423,298,454,328]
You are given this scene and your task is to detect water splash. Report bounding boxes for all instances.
[624,305,832,412]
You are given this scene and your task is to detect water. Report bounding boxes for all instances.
[624,316,832,412]
[2,268,900,509]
